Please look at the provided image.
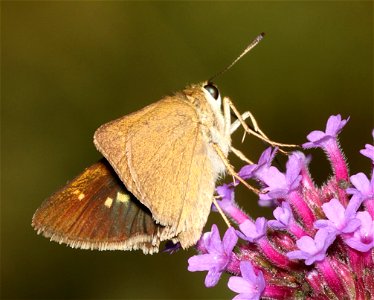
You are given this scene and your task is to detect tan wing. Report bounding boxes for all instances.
[32,159,168,254]
[94,97,215,247]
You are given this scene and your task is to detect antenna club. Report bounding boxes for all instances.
[208,33,265,82]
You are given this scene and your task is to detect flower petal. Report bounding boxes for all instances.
[238,164,257,180]
[188,254,218,272]
[306,130,326,142]
[285,153,303,187]
[345,239,372,252]
[322,199,345,225]
[342,218,361,234]
[305,253,326,265]
[207,224,222,252]
[315,228,336,251]
[216,184,234,201]
[228,276,253,294]
[239,220,257,240]
[205,269,222,287]
[314,220,332,230]
[296,236,318,253]
[222,227,238,255]
[360,144,374,161]
[287,250,309,260]
[350,173,370,195]
[228,262,265,300]
[325,114,348,136]
[240,261,257,282]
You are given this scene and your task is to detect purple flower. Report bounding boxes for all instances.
[279,152,303,192]
[360,144,374,162]
[359,129,374,162]
[188,224,238,287]
[257,166,284,200]
[303,114,349,149]
[238,164,257,181]
[314,198,361,234]
[228,261,265,300]
[216,183,235,201]
[213,183,235,212]
[346,172,374,205]
[287,229,336,265]
[238,147,278,180]
[189,115,374,299]
[344,211,374,252]
[256,153,302,203]
[268,201,293,230]
[238,218,267,242]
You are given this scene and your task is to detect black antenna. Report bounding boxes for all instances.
[209,32,265,82]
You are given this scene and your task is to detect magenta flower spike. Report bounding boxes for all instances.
[187,115,374,299]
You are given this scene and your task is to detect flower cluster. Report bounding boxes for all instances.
[188,115,374,299]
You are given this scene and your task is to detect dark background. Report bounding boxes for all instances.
[1,2,372,299]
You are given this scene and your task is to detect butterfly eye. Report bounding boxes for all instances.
[204,83,220,100]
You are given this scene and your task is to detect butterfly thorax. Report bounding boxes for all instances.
[182,83,231,177]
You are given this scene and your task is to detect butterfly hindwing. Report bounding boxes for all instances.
[32,159,166,254]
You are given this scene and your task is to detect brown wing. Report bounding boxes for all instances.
[94,97,215,248]
[32,159,166,254]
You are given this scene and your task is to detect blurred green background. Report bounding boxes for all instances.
[1,1,372,299]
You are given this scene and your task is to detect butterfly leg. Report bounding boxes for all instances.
[222,97,254,163]
[231,146,254,164]
[212,197,231,228]
[223,96,261,138]
[212,143,259,194]
[223,94,231,137]
[223,97,298,149]
[230,111,255,135]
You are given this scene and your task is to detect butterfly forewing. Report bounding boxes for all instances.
[32,159,165,254]
[94,96,216,248]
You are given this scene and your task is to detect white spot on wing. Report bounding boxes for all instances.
[104,197,113,208]
[78,193,85,200]
[116,192,130,203]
